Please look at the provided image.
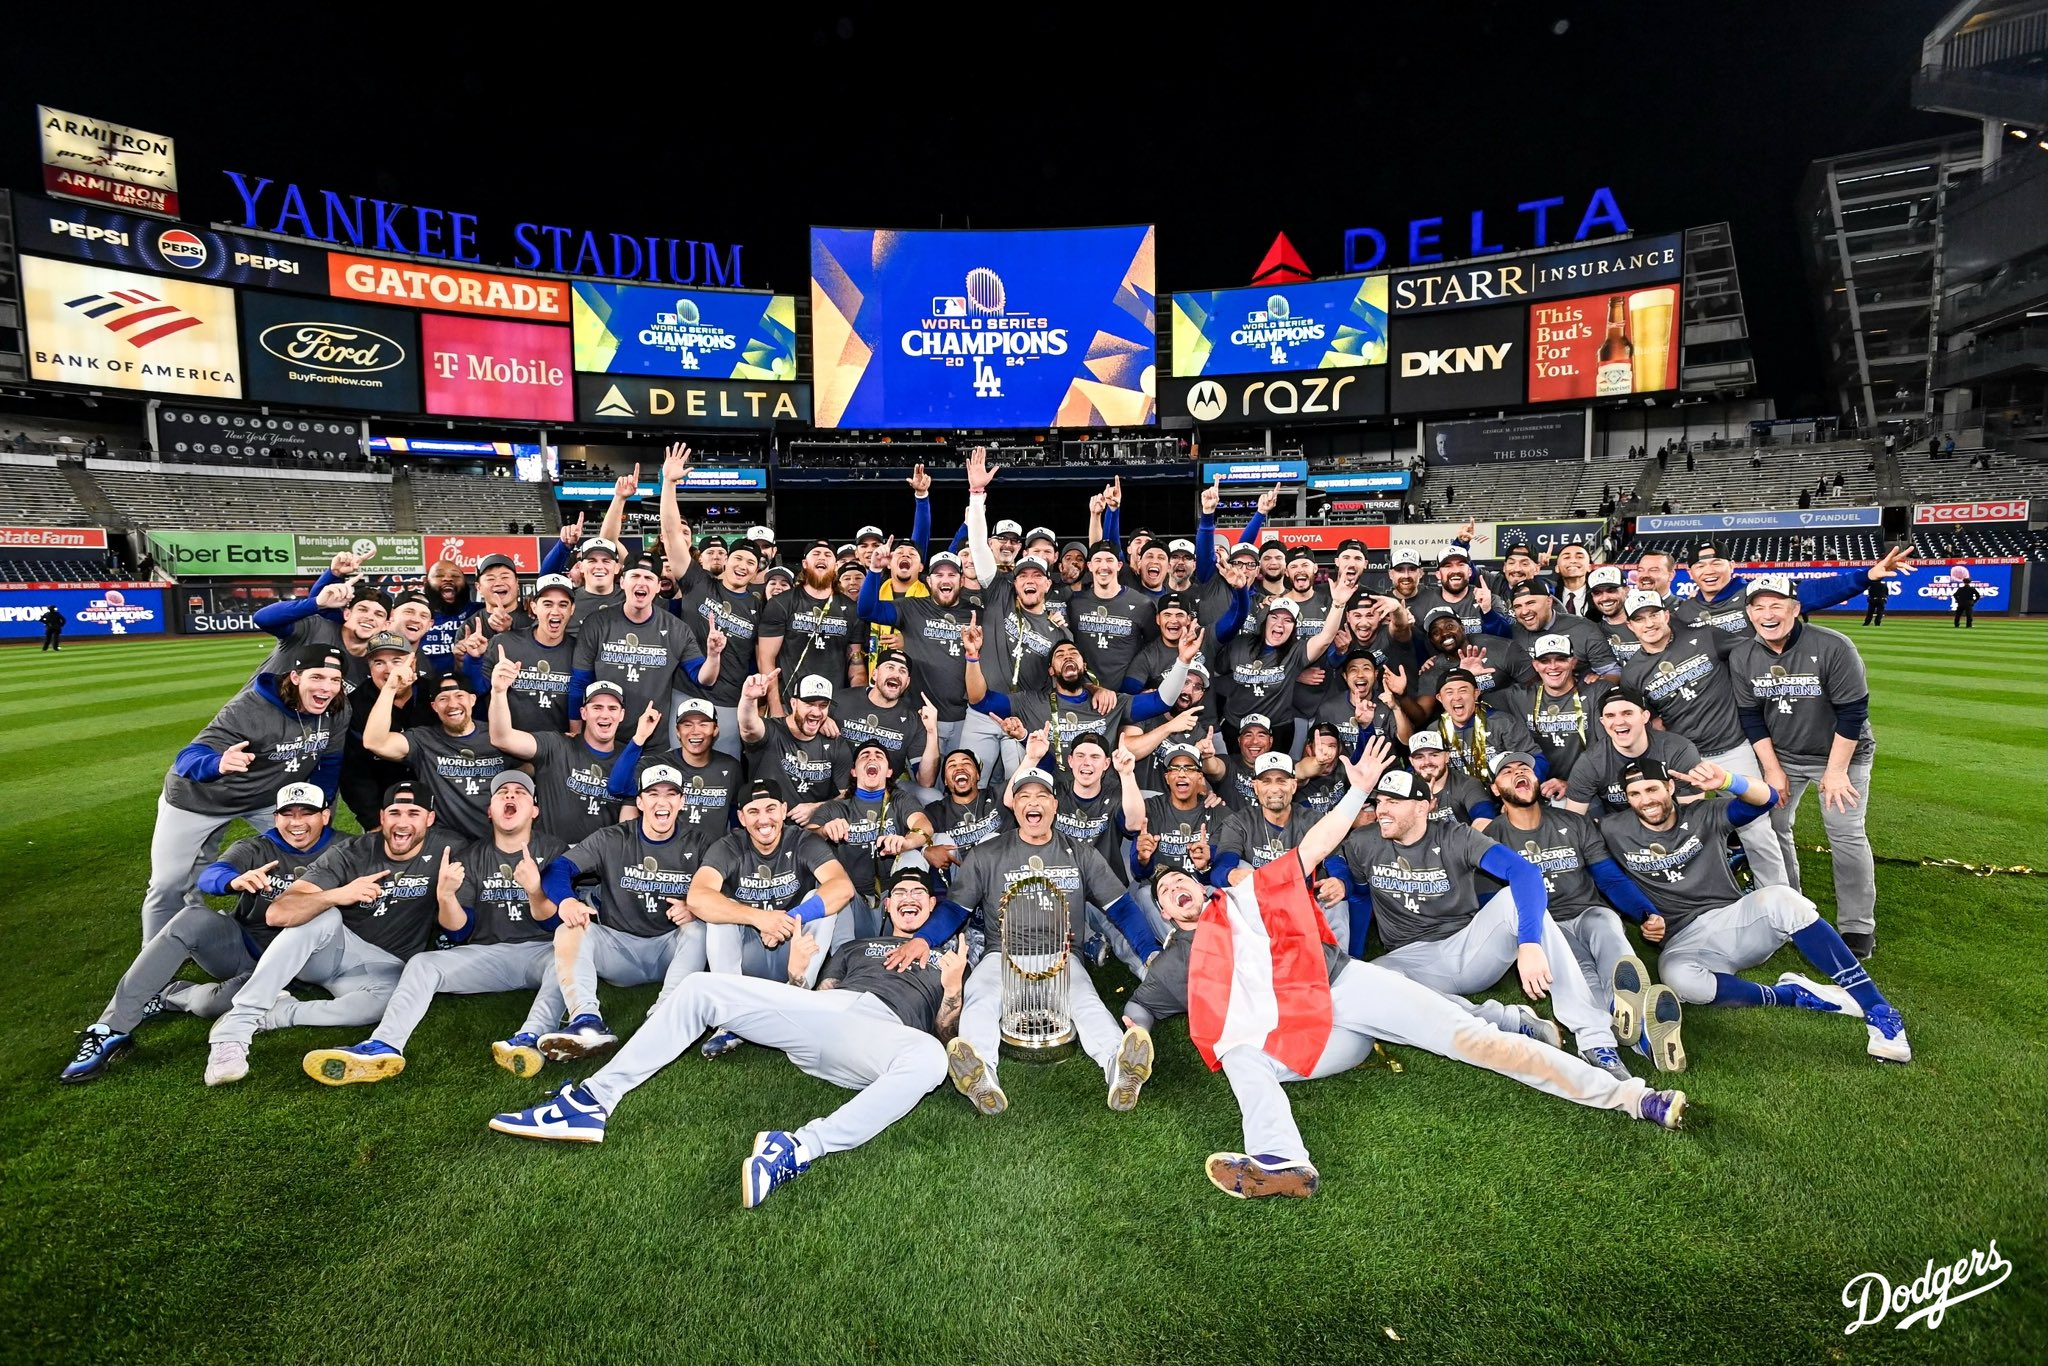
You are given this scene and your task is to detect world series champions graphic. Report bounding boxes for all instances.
[810,225,1156,428]
[1170,275,1390,378]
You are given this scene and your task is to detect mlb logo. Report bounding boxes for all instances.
[1249,310,1269,324]
[931,297,966,317]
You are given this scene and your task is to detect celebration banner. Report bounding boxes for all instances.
[1171,276,1389,377]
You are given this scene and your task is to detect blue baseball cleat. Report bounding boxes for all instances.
[1581,1046,1632,1081]
[488,1083,609,1143]
[492,1033,545,1077]
[1865,1004,1912,1063]
[1776,972,1859,1016]
[538,1014,617,1062]
[700,1030,745,1060]
[303,1039,406,1086]
[1205,1152,1319,1199]
[743,1129,810,1208]
[61,1025,132,1084]
[1506,1004,1562,1048]
[1640,1089,1689,1130]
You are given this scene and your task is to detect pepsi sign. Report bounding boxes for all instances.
[10,192,327,294]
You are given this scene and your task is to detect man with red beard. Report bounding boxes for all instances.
[141,646,350,940]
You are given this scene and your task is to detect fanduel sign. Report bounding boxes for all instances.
[1344,188,1628,272]
[221,172,745,288]
[1637,508,1883,534]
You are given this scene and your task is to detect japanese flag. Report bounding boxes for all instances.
[1186,855,1336,1076]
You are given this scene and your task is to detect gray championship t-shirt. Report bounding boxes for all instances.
[1566,730,1704,814]
[490,629,579,735]
[1126,927,1346,1025]
[947,829,1128,948]
[557,820,706,938]
[1598,798,1745,938]
[886,595,975,723]
[1488,807,1611,922]
[1216,807,1321,877]
[528,731,632,844]
[214,829,336,951]
[1138,795,1226,877]
[830,690,930,781]
[759,588,859,696]
[296,829,464,959]
[1621,629,1745,754]
[456,831,569,946]
[401,725,514,843]
[820,936,949,1032]
[1064,584,1158,690]
[745,719,853,806]
[1728,623,1872,762]
[1341,820,1499,950]
[572,604,704,736]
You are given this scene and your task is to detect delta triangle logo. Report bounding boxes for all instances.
[596,384,636,417]
[1252,233,1313,287]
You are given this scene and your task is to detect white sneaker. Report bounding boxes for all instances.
[204,1040,250,1086]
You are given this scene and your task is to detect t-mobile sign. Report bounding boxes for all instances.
[422,314,572,421]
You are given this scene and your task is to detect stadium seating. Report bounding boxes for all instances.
[407,471,561,535]
[1414,451,1637,522]
[0,462,96,526]
[1904,525,2047,559]
[0,556,119,583]
[1648,443,1880,512]
[90,466,397,532]
[1620,530,1887,563]
[1902,448,2048,503]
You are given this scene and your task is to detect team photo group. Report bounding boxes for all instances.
[62,440,1926,1208]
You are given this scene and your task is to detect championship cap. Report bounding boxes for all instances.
[1184,657,1210,678]
[533,574,576,599]
[1266,597,1300,617]
[1013,555,1051,576]
[836,544,858,560]
[390,587,431,610]
[1228,543,1260,562]
[1239,713,1273,734]
[886,865,936,894]
[942,747,982,770]
[1088,539,1119,558]
[1600,684,1653,713]
[430,672,475,696]
[1434,667,1480,692]
[349,582,393,609]
[992,518,1024,538]
[1010,767,1058,794]
[676,697,716,721]
[286,644,347,675]
[1624,589,1666,617]
[808,538,836,554]
[853,738,894,764]
[1390,548,1422,569]
[577,537,622,559]
[747,525,774,542]
[1167,538,1197,557]
[1254,752,1296,777]
[380,781,434,811]
[275,782,329,811]
[1746,574,1796,600]
[1286,546,1318,564]
[871,647,909,671]
[737,776,786,806]
[1422,605,1460,627]
[619,550,659,577]
[793,675,833,702]
[1487,750,1538,780]
[1341,645,1381,669]
[1335,537,1369,556]
[1510,580,1551,601]
[1618,757,1672,787]
[1155,591,1194,616]
[1373,769,1432,802]
[1407,730,1446,752]
[855,525,886,544]
[1060,539,1088,556]
[1161,742,1203,766]
[1025,526,1058,547]
[1308,720,1344,743]
[928,551,962,571]
[476,554,519,577]
[489,769,536,795]
[583,679,626,704]
[640,764,687,793]
[1438,544,1471,563]
[1501,541,1536,559]
[1691,540,1728,562]
[365,630,411,657]
[724,537,759,558]
[1065,732,1109,758]
[1589,565,1625,590]
[764,564,794,582]
[1532,633,1575,659]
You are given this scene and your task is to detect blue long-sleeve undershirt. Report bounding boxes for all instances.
[1195,512,1219,584]
[538,539,571,576]
[918,897,972,949]
[1102,890,1162,960]
[1102,506,1120,555]
[857,569,896,625]
[911,495,931,560]
[252,568,337,638]
[540,855,581,907]
[1589,858,1660,922]
[1215,584,1251,643]
[1477,842,1548,945]
[1238,511,1266,545]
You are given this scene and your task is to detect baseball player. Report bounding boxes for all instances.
[362,658,512,843]
[1515,634,1602,792]
[529,762,715,1063]
[856,550,981,770]
[1486,753,1684,1071]
[1672,540,1914,636]
[140,645,350,940]
[1503,581,1620,678]
[738,670,852,821]
[830,649,941,792]
[1341,758,1634,1079]
[570,552,721,742]
[755,540,861,701]
[1409,541,1500,638]
[1213,597,1344,731]
[487,649,632,843]
[679,538,765,759]
[605,698,743,844]
[1561,687,1705,816]
[921,749,1011,876]
[487,865,966,1209]
[896,767,1160,1117]
[1134,757,1684,1199]
[1412,607,1533,705]
[203,781,459,1086]
[1729,577,1880,956]
[416,558,484,676]
[64,783,336,1083]
[384,586,437,652]
[1424,668,1545,781]
[1065,538,1162,691]
[1130,743,1225,886]
[459,573,578,733]
[1405,731,1497,828]
[1599,757,1909,1062]
[1311,648,1405,759]
[253,550,386,693]
[1585,565,1642,665]
[1211,750,1353,948]
[806,740,938,933]
[1620,588,1790,887]
[301,770,566,1084]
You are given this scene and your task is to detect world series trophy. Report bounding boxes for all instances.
[995,874,1076,1062]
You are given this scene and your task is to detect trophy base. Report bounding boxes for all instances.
[999,1010,1077,1064]
[999,1035,1077,1065]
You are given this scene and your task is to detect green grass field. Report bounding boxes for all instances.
[3,620,2044,1365]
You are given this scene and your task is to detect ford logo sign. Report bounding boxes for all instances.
[258,322,405,373]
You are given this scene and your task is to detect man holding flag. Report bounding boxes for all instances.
[1126,739,1687,1201]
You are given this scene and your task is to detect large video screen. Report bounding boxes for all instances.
[572,282,798,380]
[1527,285,1680,402]
[810,225,1155,429]
[1170,276,1388,377]
[22,255,242,399]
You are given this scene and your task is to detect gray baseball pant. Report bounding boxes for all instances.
[210,908,404,1047]
[1766,748,1876,939]
[706,911,850,985]
[1655,884,1821,1005]
[1222,959,1651,1165]
[370,941,556,1051]
[1703,741,1790,887]
[583,978,946,1157]
[1556,906,1635,1005]
[960,953,1124,1085]
[1372,890,1619,1050]
[140,796,275,939]
[554,922,697,1022]
[958,710,1008,788]
[98,906,257,1033]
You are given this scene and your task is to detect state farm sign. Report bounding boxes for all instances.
[1913,499,2030,525]
[0,525,109,550]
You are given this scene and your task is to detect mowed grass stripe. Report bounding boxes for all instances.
[0,648,264,692]
[0,692,277,757]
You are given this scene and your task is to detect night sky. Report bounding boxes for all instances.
[4,2,1966,416]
